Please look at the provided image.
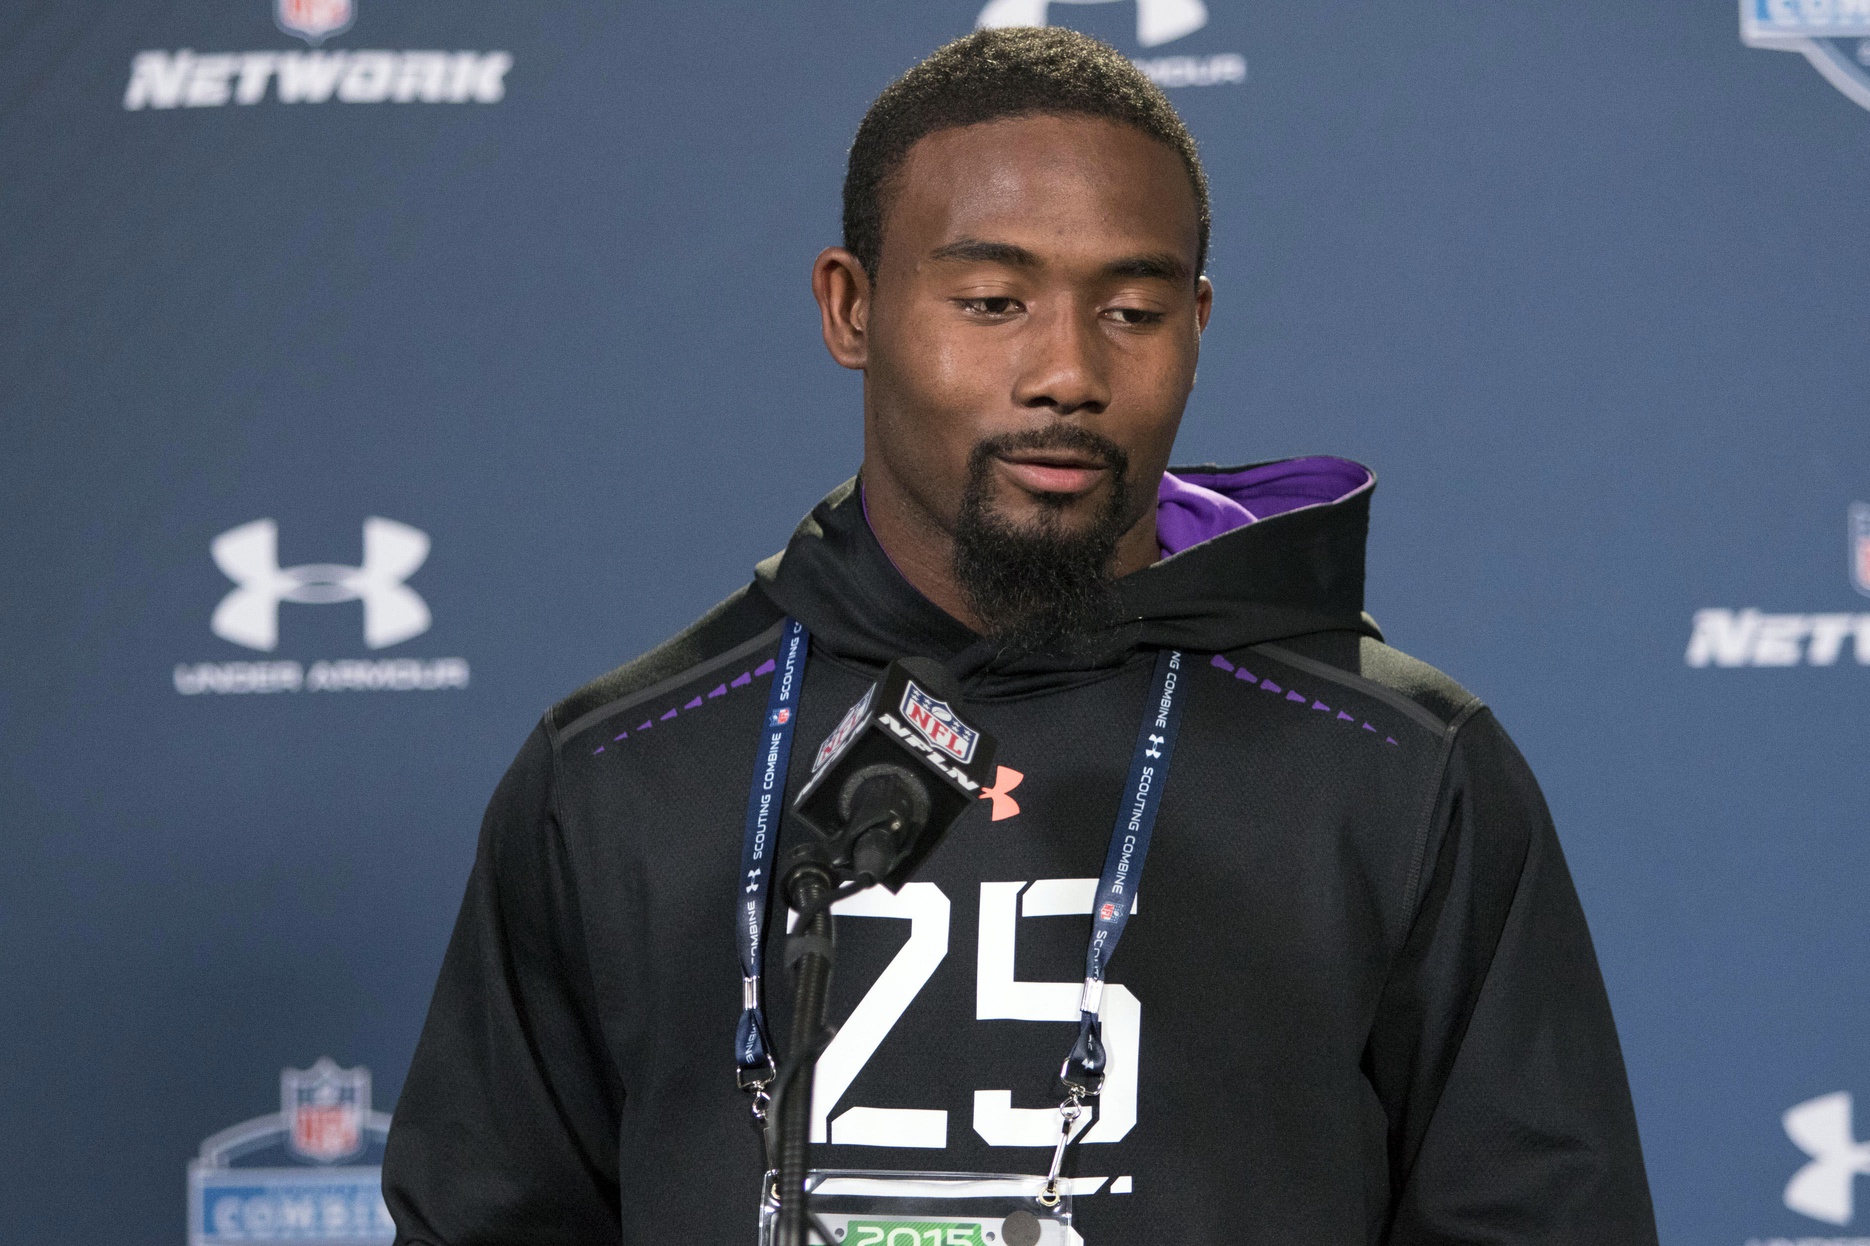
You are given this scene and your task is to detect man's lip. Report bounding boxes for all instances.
[994,454,1110,495]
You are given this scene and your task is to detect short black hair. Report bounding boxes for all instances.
[842,26,1211,282]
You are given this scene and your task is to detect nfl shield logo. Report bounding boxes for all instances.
[1851,504,1870,598]
[1099,902,1118,921]
[276,0,355,46]
[900,681,980,764]
[769,708,791,727]
[282,1057,369,1163]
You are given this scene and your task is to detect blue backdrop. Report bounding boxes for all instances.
[4,2,1869,1243]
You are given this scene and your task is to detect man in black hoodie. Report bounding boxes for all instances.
[384,27,1658,1246]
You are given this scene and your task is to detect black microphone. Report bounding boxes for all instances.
[770,658,997,1246]
[787,655,998,894]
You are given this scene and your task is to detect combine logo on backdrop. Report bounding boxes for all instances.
[1685,504,1870,668]
[124,0,511,110]
[175,516,470,696]
[976,0,1246,88]
[188,1058,394,1246]
[1742,0,1870,113]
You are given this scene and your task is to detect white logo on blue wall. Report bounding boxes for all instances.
[1685,504,1870,668]
[979,0,1208,48]
[276,0,354,47]
[188,1058,394,1246]
[1742,0,1870,112]
[1849,502,1870,597]
[177,517,467,696]
[212,517,430,652]
[976,0,1245,87]
[124,0,510,109]
[1784,1091,1870,1225]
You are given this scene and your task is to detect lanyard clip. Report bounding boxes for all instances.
[1057,1006,1107,1098]
[738,1057,776,1132]
[1039,1091,1086,1207]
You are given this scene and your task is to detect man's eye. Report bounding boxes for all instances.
[959,297,1021,316]
[1105,307,1165,326]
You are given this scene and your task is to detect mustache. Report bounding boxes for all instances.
[967,425,1131,483]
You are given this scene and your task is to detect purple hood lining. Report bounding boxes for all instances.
[1157,456,1372,557]
[860,454,1372,562]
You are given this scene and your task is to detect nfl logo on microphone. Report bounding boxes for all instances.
[1851,503,1870,599]
[901,681,980,764]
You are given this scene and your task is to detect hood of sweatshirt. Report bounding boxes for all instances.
[754,455,1381,689]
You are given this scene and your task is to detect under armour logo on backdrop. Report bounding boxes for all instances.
[1784,1091,1870,1225]
[211,517,431,651]
[976,0,1208,48]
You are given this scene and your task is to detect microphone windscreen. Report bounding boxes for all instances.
[792,657,997,891]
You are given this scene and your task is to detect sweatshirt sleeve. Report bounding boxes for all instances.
[383,721,624,1246]
[1366,708,1657,1245]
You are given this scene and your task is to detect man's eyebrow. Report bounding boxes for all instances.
[927,239,1039,267]
[1104,252,1191,284]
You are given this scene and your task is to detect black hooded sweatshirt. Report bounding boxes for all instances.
[384,459,1658,1245]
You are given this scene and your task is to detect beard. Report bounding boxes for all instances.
[951,425,1134,654]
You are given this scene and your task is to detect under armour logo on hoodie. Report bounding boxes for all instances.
[1785,1091,1870,1225]
[211,517,430,651]
[978,766,1024,822]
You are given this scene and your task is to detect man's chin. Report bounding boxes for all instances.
[978,487,1116,536]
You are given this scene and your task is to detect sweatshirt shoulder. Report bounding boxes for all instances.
[1249,629,1483,740]
[545,582,786,748]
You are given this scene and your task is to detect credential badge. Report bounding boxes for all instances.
[900,681,979,765]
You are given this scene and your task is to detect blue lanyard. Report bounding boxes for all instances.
[734,618,810,1089]
[1063,648,1187,1095]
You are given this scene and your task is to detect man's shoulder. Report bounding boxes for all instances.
[1245,628,1484,743]
[544,582,787,749]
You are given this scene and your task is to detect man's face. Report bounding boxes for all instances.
[861,113,1211,559]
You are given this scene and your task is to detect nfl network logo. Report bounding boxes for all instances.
[277,0,354,46]
[901,681,980,764]
[1742,0,1870,112]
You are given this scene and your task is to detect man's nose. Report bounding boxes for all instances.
[1011,303,1111,416]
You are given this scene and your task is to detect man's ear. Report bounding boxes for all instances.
[813,247,871,371]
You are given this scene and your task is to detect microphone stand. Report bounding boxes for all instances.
[773,862,836,1246]
[772,786,909,1246]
